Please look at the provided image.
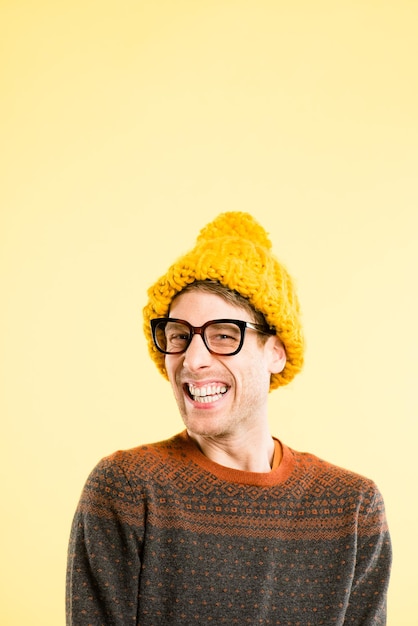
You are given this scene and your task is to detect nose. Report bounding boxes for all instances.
[183,333,213,371]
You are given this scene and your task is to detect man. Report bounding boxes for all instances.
[66,212,392,625]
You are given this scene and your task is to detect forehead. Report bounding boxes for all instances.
[169,290,251,324]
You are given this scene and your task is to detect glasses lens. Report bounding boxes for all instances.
[205,322,242,355]
[155,320,191,353]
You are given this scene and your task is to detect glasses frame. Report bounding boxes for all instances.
[150,317,276,356]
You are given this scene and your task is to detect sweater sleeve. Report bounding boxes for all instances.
[344,484,392,624]
[66,455,145,626]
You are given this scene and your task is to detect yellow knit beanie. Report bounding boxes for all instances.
[143,212,304,389]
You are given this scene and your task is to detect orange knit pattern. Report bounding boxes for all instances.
[143,212,304,389]
[66,432,392,625]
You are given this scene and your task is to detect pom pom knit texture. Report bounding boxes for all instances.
[143,212,304,388]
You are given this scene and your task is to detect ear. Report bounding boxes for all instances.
[267,336,287,374]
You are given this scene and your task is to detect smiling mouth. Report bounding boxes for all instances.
[186,383,229,404]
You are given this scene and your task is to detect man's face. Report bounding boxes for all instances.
[165,290,286,440]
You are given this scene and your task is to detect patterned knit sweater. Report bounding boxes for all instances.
[66,431,392,625]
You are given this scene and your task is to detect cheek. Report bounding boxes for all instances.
[255,352,275,385]
[165,354,177,371]
[237,354,270,388]
[164,357,178,386]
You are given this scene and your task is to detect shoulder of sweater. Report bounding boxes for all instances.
[286,445,381,498]
[94,432,188,474]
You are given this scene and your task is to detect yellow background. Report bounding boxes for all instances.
[1,1,417,624]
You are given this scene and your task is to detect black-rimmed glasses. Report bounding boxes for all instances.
[151,318,275,356]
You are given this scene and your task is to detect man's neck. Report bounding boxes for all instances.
[187,428,279,473]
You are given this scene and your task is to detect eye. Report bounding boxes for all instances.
[167,330,189,341]
[214,332,235,341]
[206,323,241,348]
[165,323,190,348]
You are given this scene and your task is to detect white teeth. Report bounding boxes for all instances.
[188,383,228,402]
